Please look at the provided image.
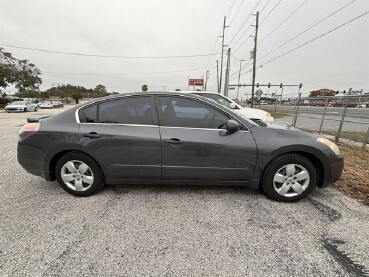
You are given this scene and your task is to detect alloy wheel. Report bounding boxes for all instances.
[273,164,310,198]
[60,160,94,191]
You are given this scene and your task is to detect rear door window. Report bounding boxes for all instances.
[98,97,153,125]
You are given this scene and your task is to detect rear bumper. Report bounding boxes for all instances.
[17,143,46,179]
[321,155,344,188]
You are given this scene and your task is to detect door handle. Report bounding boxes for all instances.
[164,138,183,146]
[83,132,101,139]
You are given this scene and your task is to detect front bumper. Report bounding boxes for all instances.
[321,155,344,187]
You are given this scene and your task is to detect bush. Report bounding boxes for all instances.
[0,98,12,107]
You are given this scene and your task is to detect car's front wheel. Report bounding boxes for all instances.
[55,152,104,196]
[262,154,317,202]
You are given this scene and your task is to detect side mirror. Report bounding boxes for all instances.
[229,103,237,109]
[226,119,241,133]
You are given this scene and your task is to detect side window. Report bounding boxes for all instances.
[159,96,229,129]
[98,97,153,125]
[203,94,232,108]
[80,105,98,123]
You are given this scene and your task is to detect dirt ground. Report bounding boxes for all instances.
[334,146,369,205]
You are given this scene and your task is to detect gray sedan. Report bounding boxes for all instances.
[17,92,344,201]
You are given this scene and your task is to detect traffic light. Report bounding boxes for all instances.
[268,83,271,88]
[256,83,259,88]
[280,83,283,88]
[299,83,302,89]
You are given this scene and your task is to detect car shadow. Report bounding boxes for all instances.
[104,183,261,197]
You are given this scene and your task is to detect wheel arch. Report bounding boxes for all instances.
[259,150,325,189]
[48,150,106,183]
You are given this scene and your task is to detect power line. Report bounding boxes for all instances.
[0,43,220,59]
[43,66,217,76]
[228,0,261,47]
[258,0,310,45]
[235,10,368,76]
[261,11,369,66]
[257,0,358,61]
[205,0,239,70]
[259,0,282,26]
[227,0,246,29]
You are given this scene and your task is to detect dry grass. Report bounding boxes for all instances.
[263,109,293,119]
[322,130,367,143]
[333,146,369,205]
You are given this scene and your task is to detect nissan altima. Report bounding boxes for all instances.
[17,92,344,201]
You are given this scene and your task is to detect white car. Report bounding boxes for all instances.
[39,101,53,109]
[184,91,274,123]
[5,101,38,113]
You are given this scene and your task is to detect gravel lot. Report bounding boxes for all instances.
[0,107,368,276]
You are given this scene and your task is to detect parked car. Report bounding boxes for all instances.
[38,101,53,109]
[5,101,38,112]
[17,92,343,202]
[183,91,274,123]
[357,104,368,108]
[51,101,64,108]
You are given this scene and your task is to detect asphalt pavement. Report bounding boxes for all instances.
[0,107,369,276]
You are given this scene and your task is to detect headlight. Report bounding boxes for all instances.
[317,137,340,156]
[267,112,271,116]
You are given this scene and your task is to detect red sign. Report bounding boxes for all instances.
[189,79,204,86]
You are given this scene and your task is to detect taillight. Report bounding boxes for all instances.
[19,123,40,141]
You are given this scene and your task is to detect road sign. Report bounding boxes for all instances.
[189,79,204,86]
[255,89,263,97]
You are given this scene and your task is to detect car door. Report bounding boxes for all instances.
[156,95,257,181]
[78,95,161,181]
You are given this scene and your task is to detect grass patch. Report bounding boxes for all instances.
[334,146,369,205]
[262,109,293,119]
[321,130,367,143]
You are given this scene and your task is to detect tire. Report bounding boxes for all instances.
[24,108,27,112]
[262,154,317,202]
[55,152,105,196]
[34,107,38,112]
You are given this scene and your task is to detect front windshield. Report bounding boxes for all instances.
[202,94,232,108]
[11,101,26,105]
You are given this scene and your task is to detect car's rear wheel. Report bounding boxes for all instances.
[24,108,27,112]
[55,152,104,196]
[262,154,317,202]
[34,107,38,112]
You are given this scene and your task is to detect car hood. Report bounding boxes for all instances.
[233,107,275,122]
[233,107,268,119]
[6,104,25,108]
[260,121,319,139]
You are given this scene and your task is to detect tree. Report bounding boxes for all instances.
[70,89,83,104]
[0,48,18,91]
[0,48,42,93]
[141,84,148,92]
[309,89,336,97]
[94,84,107,94]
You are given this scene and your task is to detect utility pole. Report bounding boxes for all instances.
[219,16,229,95]
[236,59,245,100]
[250,11,259,108]
[224,48,231,97]
[205,70,210,91]
[216,60,220,93]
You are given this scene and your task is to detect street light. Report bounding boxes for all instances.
[236,59,245,100]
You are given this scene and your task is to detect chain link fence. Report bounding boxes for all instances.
[259,95,369,150]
